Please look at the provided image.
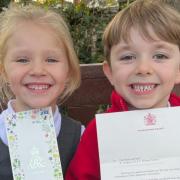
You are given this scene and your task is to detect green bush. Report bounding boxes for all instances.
[0,0,11,11]
[61,3,117,63]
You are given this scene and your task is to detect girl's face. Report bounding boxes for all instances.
[4,22,69,112]
[103,26,180,109]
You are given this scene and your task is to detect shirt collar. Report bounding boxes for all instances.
[0,100,61,146]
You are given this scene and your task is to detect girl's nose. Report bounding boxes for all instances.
[29,60,46,76]
[135,59,153,75]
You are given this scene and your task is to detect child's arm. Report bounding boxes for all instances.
[65,119,100,180]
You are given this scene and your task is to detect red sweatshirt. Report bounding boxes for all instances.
[65,90,180,180]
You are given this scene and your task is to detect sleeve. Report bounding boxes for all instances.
[65,119,101,180]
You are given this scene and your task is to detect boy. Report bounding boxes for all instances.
[66,0,180,179]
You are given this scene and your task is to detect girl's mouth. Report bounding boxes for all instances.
[26,84,51,90]
[25,83,52,94]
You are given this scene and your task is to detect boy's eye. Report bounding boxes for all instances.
[46,58,59,63]
[119,55,136,61]
[16,58,29,63]
[153,54,168,60]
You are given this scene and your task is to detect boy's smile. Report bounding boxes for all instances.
[3,22,69,112]
[103,26,180,109]
[129,83,158,95]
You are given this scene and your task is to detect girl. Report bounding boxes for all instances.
[0,3,83,179]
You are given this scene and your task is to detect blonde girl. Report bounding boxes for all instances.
[0,3,83,179]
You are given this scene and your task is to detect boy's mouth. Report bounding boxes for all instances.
[129,83,158,94]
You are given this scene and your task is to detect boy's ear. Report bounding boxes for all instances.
[103,61,114,86]
[175,66,180,84]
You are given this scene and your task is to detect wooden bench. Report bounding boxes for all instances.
[63,63,113,125]
[63,63,180,126]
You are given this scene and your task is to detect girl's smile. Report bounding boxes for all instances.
[24,83,52,94]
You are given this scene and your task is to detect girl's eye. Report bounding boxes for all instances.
[153,54,168,60]
[46,58,59,63]
[16,58,29,63]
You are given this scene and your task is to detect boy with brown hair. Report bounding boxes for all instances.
[66,0,180,179]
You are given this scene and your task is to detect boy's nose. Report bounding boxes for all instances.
[135,59,153,75]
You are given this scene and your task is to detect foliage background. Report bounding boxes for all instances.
[61,3,117,63]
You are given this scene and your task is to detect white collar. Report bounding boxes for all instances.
[0,100,61,146]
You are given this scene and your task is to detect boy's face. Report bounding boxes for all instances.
[3,22,69,112]
[103,27,180,109]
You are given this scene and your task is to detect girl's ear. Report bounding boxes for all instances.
[0,63,3,73]
[103,61,114,86]
[0,64,8,82]
[0,64,5,78]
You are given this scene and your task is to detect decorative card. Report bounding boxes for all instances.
[5,107,63,180]
[96,106,180,180]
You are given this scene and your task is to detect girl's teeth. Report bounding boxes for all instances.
[133,85,155,92]
[28,85,49,90]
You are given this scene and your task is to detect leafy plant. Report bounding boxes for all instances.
[60,2,117,63]
[0,0,11,11]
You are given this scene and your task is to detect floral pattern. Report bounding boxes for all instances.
[5,107,63,180]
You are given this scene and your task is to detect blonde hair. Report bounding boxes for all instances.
[0,3,81,108]
[103,0,180,64]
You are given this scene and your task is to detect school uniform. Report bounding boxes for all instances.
[65,90,180,180]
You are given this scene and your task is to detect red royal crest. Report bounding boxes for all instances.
[144,113,156,126]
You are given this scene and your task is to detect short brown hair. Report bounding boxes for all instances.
[103,0,180,64]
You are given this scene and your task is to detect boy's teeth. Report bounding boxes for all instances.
[28,85,49,90]
[132,85,155,92]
